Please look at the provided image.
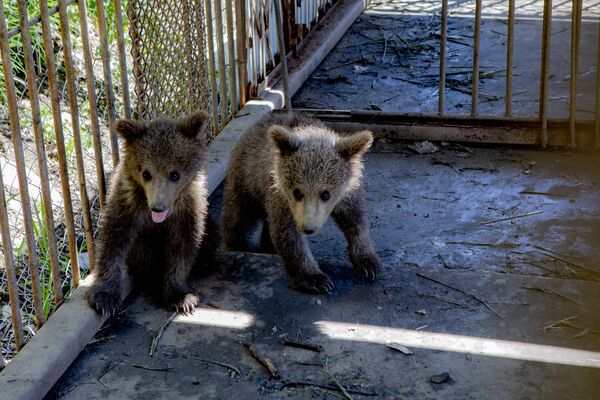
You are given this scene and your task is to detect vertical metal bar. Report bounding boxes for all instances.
[0,4,25,346]
[16,0,63,304]
[0,163,24,349]
[471,0,482,117]
[58,0,96,272]
[76,0,107,206]
[40,0,80,287]
[226,0,238,115]
[235,0,248,107]
[204,0,220,135]
[569,0,582,149]
[114,0,132,119]
[95,0,119,163]
[0,1,45,327]
[505,0,515,117]
[214,0,229,126]
[539,0,553,147]
[274,0,292,110]
[438,0,448,115]
[595,19,600,149]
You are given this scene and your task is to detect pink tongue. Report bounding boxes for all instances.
[151,210,169,223]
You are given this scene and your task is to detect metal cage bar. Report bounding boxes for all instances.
[0,1,45,328]
[16,0,63,303]
[505,0,515,117]
[114,0,132,119]
[57,0,97,273]
[226,0,239,116]
[569,0,582,149]
[235,0,248,107]
[539,0,553,146]
[274,0,291,110]
[596,19,600,149]
[205,0,220,135]
[471,0,482,117]
[214,0,229,127]
[40,0,80,287]
[438,0,448,115]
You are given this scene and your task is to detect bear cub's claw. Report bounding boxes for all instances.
[86,287,121,317]
[169,291,200,315]
[353,251,382,281]
[294,273,334,294]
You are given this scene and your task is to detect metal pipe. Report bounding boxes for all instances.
[539,0,553,147]
[215,0,230,126]
[235,0,248,107]
[114,0,132,119]
[569,0,582,149]
[58,0,96,272]
[226,0,238,115]
[76,0,107,206]
[39,0,80,287]
[471,0,482,117]
[505,0,515,117]
[204,0,220,135]
[595,18,600,149]
[274,0,292,110]
[438,0,448,115]
[16,0,63,304]
[6,0,77,38]
[0,0,45,327]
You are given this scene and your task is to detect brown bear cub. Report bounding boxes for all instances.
[221,112,381,293]
[86,111,217,315]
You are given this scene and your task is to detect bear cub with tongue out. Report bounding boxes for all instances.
[86,111,216,316]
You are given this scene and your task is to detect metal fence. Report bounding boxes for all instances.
[0,0,335,365]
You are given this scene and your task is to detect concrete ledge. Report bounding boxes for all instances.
[0,1,367,398]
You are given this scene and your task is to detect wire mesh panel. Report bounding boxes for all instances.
[128,0,211,132]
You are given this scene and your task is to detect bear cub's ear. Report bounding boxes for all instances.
[116,119,146,143]
[268,125,300,156]
[179,111,209,140]
[335,130,373,160]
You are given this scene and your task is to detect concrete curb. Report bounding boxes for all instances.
[0,1,366,398]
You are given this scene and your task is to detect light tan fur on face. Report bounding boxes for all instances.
[269,124,373,234]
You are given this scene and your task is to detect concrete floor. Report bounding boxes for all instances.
[46,143,600,399]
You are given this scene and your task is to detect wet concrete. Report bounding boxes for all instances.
[46,144,600,399]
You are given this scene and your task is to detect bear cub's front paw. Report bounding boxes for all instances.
[86,286,121,316]
[352,251,382,280]
[294,272,334,294]
[167,290,200,315]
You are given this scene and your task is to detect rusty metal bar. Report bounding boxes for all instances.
[539,0,553,147]
[204,0,220,135]
[596,19,600,149]
[17,0,63,306]
[58,0,96,272]
[438,0,448,115]
[76,0,107,207]
[471,0,482,117]
[569,0,582,149]
[226,0,238,115]
[0,163,24,349]
[114,0,132,119]
[214,0,229,126]
[235,0,248,107]
[0,1,45,328]
[6,0,77,38]
[274,0,292,110]
[505,0,515,117]
[95,0,120,164]
[40,0,80,287]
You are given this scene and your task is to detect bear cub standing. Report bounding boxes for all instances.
[86,111,216,315]
[221,112,381,293]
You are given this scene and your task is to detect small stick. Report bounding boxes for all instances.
[446,241,520,248]
[421,293,468,307]
[149,312,177,357]
[187,356,241,377]
[131,364,171,372]
[480,210,543,225]
[245,343,279,379]
[313,387,347,400]
[416,272,502,319]
[323,370,354,400]
[533,246,598,273]
[282,336,324,352]
[281,381,377,396]
[521,286,580,305]
[323,58,365,71]
[519,191,570,198]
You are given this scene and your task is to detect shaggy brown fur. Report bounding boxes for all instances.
[221,112,381,293]
[86,111,218,315]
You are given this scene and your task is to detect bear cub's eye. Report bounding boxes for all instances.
[320,190,330,201]
[293,188,304,201]
[169,171,180,182]
[142,170,152,181]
